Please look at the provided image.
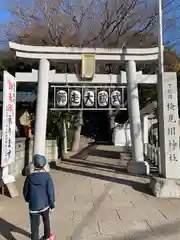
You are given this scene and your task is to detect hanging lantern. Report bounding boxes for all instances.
[84,90,95,107]
[111,90,121,107]
[70,90,81,107]
[98,90,109,107]
[56,90,68,107]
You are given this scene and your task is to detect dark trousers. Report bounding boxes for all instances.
[30,209,50,240]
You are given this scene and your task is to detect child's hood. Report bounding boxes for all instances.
[28,172,49,186]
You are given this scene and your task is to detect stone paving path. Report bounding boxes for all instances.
[1,145,180,239]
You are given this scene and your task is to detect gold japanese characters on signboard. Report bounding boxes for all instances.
[81,54,96,79]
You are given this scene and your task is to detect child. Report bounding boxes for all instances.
[23,154,55,240]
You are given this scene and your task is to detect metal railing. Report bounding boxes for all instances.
[144,117,161,173]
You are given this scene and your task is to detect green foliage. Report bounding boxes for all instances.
[46,111,62,138]
[139,85,157,109]
[28,113,35,125]
[46,110,76,150]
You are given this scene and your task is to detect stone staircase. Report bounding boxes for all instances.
[79,135,94,149]
[119,147,132,162]
[63,135,94,159]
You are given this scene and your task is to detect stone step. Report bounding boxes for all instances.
[120,152,132,162]
[118,146,132,152]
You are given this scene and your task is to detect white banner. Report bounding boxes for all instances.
[1,71,16,167]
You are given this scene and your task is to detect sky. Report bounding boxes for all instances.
[0,11,10,22]
[0,1,10,20]
[0,0,179,52]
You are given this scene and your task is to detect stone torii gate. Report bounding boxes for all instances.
[8,42,180,197]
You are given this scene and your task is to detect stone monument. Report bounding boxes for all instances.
[150,72,180,197]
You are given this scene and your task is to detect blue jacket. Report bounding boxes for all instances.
[23,172,55,211]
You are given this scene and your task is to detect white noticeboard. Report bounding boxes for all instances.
[1,71,16,167]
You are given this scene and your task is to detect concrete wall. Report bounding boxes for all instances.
[28,138,58,165]
[8,138,26,178]
[8,138,58,178]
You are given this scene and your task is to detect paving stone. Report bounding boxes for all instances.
[91,184,108,195]
[79,234,114,240]
[156,205,180,220]
[73,202,94,211]
[110,192,148,204]
[73,209,96,224]
[117,206,165,220]
[98,220,124,236]
[118,220,152,239]
[108,186,128,196]
[108,196,139,209]
[57,201,94,211]
[74,193,94,204]
[2,144,180,239]
[72,221,99,240]
[0,205,4,212]
[77,233,101,240]
[51,220,74,238]
[146,218,180,238]
[169,199,180,207]
[50,210,74,222]
[95,209,120,222]
[133,200,180,221]
[74,187,92,196]
[133,197,174,208]
[95,235,113,240]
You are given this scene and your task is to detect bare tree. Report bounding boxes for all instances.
[6,0,179,48]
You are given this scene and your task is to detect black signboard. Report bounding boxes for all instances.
[52,85,126,110]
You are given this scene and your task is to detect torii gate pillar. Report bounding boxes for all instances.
[126,60,149,175]
[34,59,50,160]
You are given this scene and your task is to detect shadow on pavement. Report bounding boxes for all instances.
[50,161,180,239]
[71,145,122,160]
[62,158,127,173]
[69,143,95,160]
[72,182,113,240]
[51,164,152,196]
[58,158,151,180]
[0,218,30,240]
[70,176,180,240]
[62,165,180,240]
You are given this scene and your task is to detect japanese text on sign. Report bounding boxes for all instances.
[53,85,126,110]
[166,83,178,163]
[1,72,16,167]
